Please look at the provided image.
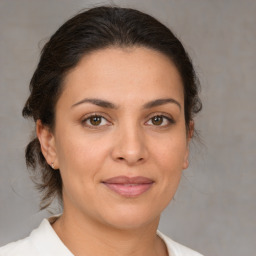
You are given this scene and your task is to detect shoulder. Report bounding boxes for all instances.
[0,217,72,256]
[0,219,49,256]
[0,236,38,256]
[157,231,204,256]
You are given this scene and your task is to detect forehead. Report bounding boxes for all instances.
[60,46,184,107]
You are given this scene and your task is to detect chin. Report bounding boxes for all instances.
[105,216,158,231]
[97,205,161,231]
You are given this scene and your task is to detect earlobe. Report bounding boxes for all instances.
[182,146,190,170]
[182,158,189,170]
[183,120,194,170]
[36,120,58,169]
[188,120,194,140]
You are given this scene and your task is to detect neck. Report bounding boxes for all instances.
[52,210,167,256]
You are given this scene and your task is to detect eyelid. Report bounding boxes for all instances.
[144,112,175,126]
[80,111,175,128]
[81,112,112,128]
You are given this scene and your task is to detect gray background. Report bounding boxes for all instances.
[0,0,255,255]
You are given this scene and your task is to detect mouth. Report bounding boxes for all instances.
[102,176,154,197]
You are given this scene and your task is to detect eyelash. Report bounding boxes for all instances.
[81,113,111,129]
[145,113,175,127]
[81,113,175,129]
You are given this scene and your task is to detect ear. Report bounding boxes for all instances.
[36,120,59,169]
[182,120,194,170]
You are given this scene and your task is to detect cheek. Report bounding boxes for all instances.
[56,139,103,207]
[150,135,187,189]
[152,135,188,167]
[55,132,110,183]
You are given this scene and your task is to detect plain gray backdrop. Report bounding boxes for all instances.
[0,0,255,255]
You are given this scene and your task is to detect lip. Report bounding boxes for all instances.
[102,176,154,197]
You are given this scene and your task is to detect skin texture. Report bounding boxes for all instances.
[37,47,193,256]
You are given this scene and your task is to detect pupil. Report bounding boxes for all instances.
[90,116,101,125]
[152,116,163,125]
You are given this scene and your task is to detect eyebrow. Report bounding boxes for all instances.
[71,97,181,110]
[142,98,181,110]
[71,98,117,109]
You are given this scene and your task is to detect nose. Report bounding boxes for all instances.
[111,123,148,166]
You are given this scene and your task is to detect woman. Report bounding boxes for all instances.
[0,6,203,256]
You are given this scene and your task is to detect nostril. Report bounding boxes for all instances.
[117,157,144,162]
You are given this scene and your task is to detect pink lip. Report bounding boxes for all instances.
[102,176,154,197]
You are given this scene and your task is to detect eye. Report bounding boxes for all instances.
[146,115,174,127]
[82,114,110,128]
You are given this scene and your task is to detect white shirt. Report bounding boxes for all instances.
[0,218,203,256]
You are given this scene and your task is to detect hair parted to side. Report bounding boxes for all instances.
[22,6,202,210]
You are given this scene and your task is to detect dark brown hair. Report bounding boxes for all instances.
[22,6,202,209]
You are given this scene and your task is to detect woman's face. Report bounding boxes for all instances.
[41,47,192,229]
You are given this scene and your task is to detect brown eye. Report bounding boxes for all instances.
[151,116,163,125]
[146,114,174,127]
[89,116,102,126]
[82,114,110,128]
